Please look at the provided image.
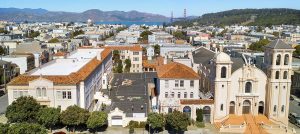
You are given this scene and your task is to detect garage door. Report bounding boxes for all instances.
[111,116,123,126]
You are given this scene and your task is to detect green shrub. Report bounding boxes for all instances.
[138,121,146,128]
[129,125,134,134]
[195,121,205,128]
[128,120,139,128]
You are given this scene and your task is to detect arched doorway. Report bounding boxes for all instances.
[258,101,264,114]
[229,101,235,114]
[183,106,191,118]
[242,100,251,114]
[168,108,173,113]
[203,106,211,123]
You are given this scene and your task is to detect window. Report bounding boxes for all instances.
[165,92,168,98]
[190,92,194,98]
[221,104,224,111]
[137,64,139,68]
[284,54,289,65]
[184,92,187,98]
[171,92,174,98]
[273,105,277,112]
[283,71,288,79]
[180,80,184,87]
[177,92,181,98]
[36,87,47,97]
[67,91,72,99]
[165,80,169,88]
[57,91,62,99]
[132,64,135,68]
[190,80,194,87]
[121,56,125,59]
[245,82,252,93]
[133,52,139,55]
[275,71,280,79]
[13,90,28,99]
[276,54,281,65]
[281,105,285,112]
[63,91,67,99]
[175,80,179,87]
[133,57,139,61]
[221,67,227,78]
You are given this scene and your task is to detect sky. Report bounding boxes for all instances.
[1,0,300,17]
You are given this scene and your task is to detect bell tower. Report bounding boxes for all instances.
[213,52,233,121]
[264,39,294,125]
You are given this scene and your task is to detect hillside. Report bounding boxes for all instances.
[172,8,300,27]
[0,8,169,22]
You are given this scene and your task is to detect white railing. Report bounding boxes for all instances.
[260,123,296,134]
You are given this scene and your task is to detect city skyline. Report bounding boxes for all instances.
[1,0,300,17]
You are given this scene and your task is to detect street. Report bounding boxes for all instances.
[0,93,8,114]
[289,95,300,133]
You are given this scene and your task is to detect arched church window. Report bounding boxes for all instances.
[245,82,252,93]
[273,105,277,112]
[281,105,285,112]
[276,54,281,65]
[275,71,280,79]
[220,104,223,111]
[284,54,289,65]
[221,67,227,78]
[283,71,288,79]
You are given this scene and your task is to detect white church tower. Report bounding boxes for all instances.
[213,52,233,121]
[264,39,294,125]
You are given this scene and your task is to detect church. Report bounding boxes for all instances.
[155,39,295,133]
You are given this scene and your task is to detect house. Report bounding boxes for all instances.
[7,48,113,111]
[154,62,214,121]
[1,54,35,74]
[105,45,143,73]
[146,46,155,60]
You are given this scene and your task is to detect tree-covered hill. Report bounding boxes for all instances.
[172,8,300,27]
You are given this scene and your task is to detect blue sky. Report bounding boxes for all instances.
[1,0,300,17]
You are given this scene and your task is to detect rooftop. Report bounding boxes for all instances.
[30,49,103,76]
[157,62,200,79]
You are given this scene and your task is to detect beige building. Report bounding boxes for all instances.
[7,48,113,111]
[105,45,143,73]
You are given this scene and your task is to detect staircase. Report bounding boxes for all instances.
[244,114,269,134]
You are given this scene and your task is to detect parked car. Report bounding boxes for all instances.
[289,112,300,127]
[298,102,300,106]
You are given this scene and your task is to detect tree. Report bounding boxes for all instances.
[196,108,203,122]
[147,112,165,132]
[272,31,280,38]
[0,46,5,55]
[217,28,228,37]
[6,96,41,123]
[124,59,131,73]
[60,105,89,131]
[37,107,60,131]
[248,39,270,51]
[140,31,153,41]
[294,45,300,57]
[165,110,190,133]
[70,30,85,38]
[48,38,60,43]
[8,123,47,134]
[27,30,40,38]
[0,28,8,34]
[86,111,107,131]
[115,60,123,73]
[153,44,160,56]
[173,31,186,40]
[0,123,9,134]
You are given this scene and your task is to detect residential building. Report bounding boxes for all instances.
[105,45,143,73]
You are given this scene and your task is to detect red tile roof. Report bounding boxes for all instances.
[8,49,112,86]
[104,45,143,51]
[157,62,200,79]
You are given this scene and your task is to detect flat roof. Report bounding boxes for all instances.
[30,49,103,76]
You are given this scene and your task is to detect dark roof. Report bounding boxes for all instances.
[231,57,245,72]
[192,47,215,68]
[265,39,293,49]
[193,47,245,73]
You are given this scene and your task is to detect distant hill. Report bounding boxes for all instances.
[0,8,169,22]
[172,8,300,27]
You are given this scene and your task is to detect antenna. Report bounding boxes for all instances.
[170,11,174,23]
[184,9,187,19]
